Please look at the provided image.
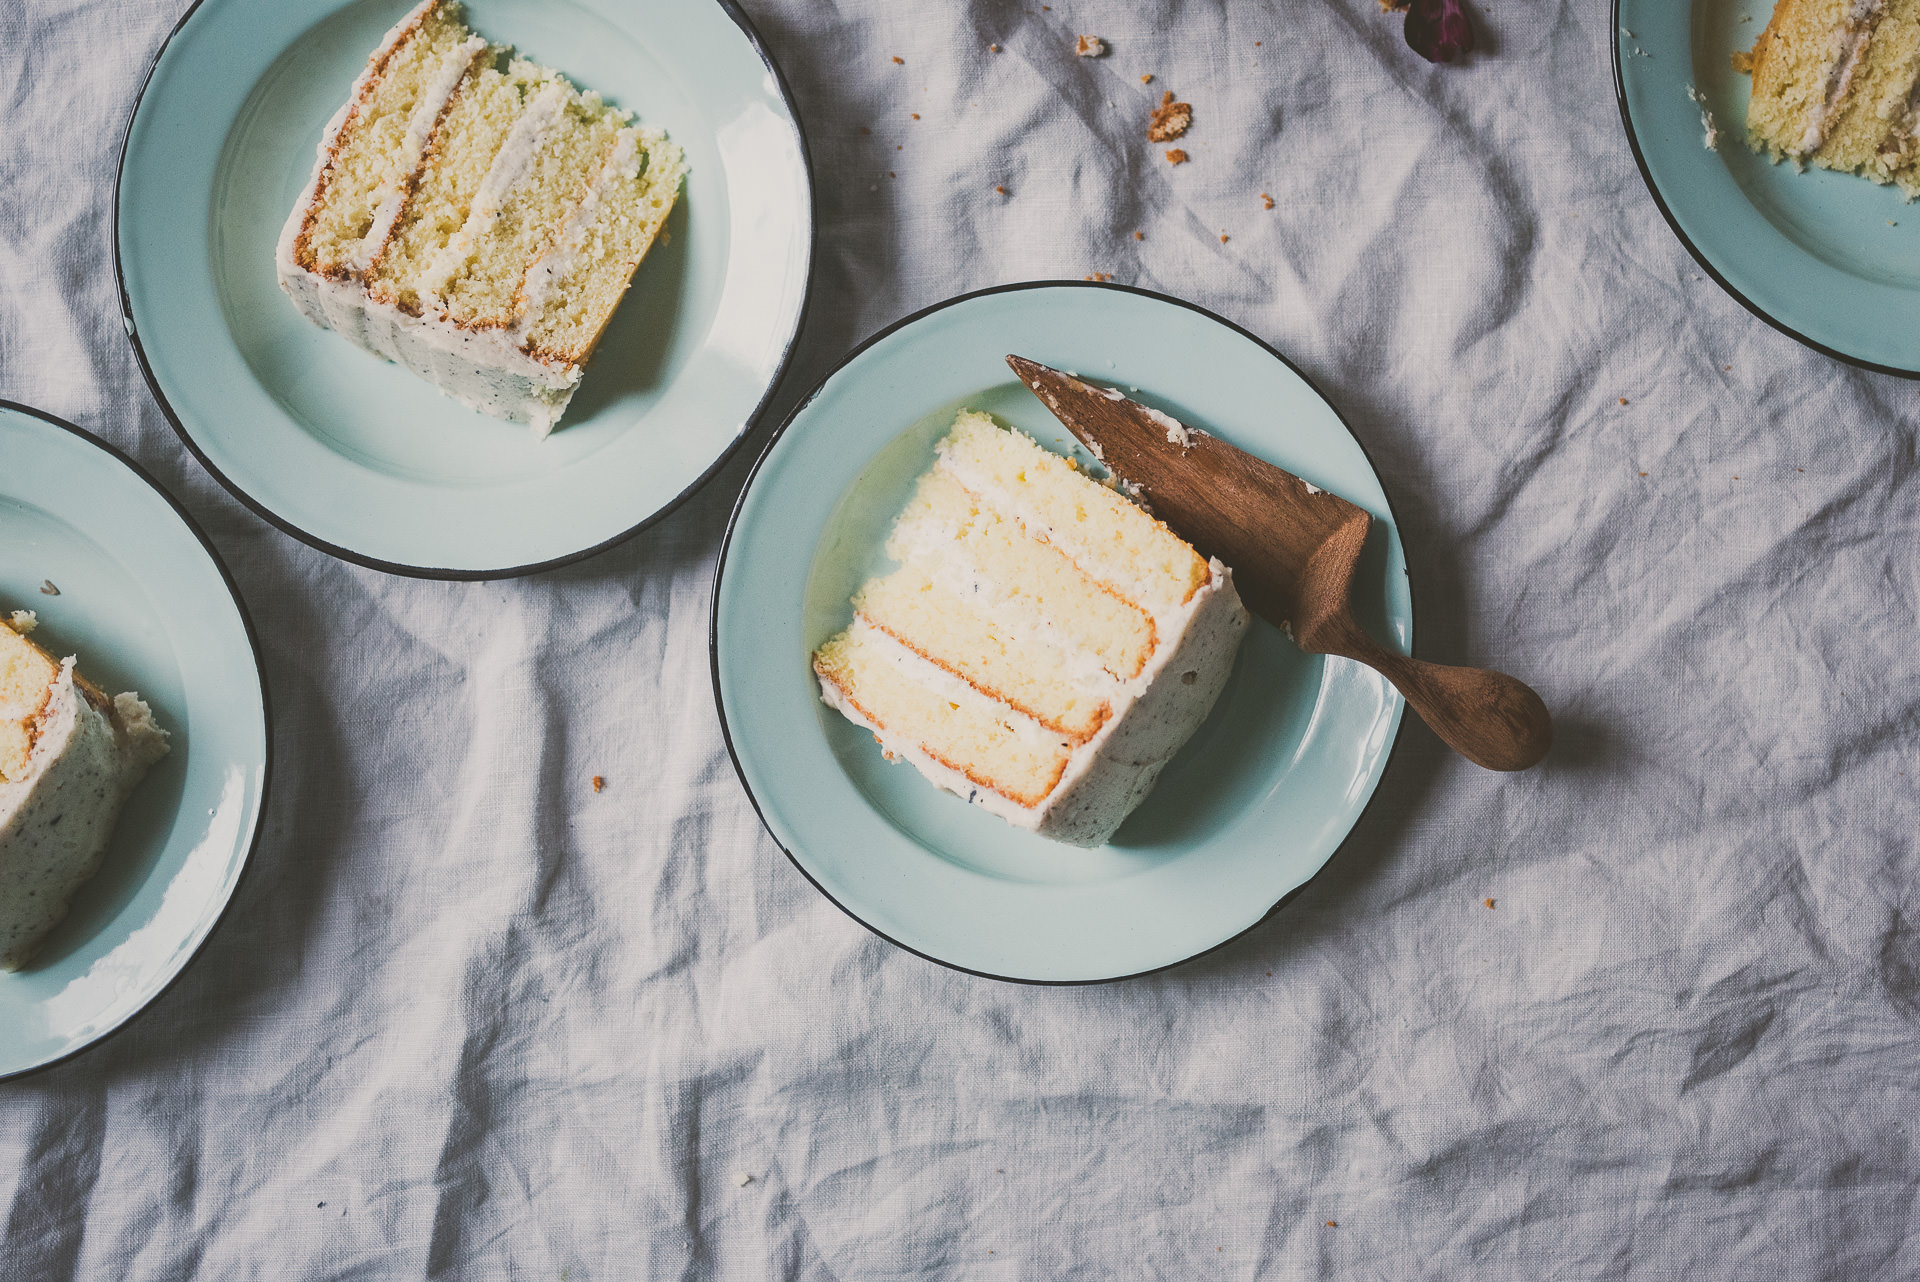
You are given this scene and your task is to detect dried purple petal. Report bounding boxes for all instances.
[1404,0,1474,64]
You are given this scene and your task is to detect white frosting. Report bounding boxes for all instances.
[886,513,1120,688]
[1798,0,1884,155]
[276,264,580,434]
[350,34,488,272]
[822,558,1248,848]
[417,80,571,300]
[0,662,168,971]
[520,128,646,319]
[1144,406,1193,448]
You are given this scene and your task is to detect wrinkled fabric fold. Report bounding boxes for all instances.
[2,0,1917,1278]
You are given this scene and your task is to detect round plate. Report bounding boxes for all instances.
[0,403,269,1079]
[712,283,1410,984]
[116,0,813,577]
[1616,0,1920,375]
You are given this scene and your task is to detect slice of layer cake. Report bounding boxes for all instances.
[276,0,687,436]
[813,411,1249,848]
[1738,0,1920,194]
[1,611,169,971]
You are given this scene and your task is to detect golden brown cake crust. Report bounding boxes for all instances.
[291,0,444,278]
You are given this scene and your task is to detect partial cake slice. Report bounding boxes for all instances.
[1740,0,1920,194]
[276,0,687,435]
[812,411,1249,848]
[1,612,169,971]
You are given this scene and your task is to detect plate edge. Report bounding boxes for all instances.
[0,399,274,1082]
[111,0,821,579]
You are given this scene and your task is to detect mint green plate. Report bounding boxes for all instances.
[117,0,812,577]
[713,284,1410,983]
[0,403,268,1079]
[1616,0,1920,374]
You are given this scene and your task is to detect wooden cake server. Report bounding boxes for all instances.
[1008,355,1552,772]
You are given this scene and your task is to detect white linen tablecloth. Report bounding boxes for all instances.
[4,1,1918,1277]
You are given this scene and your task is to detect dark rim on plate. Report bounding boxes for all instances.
[0,400,273,1082]
[112,0,819,580]
[1610,0,1920,379]
[708,280,1412,986]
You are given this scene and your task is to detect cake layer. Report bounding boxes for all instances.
[367,55,535,314]
[295,1,482,277]
[438,81,625,327]
[523,130,688,364]
[854,564,1111,742]
[815,618,1072,807]
[1744,0,1920,192]
[935,410,1211,614]
[0,616,60,782]
[891,468,1156,681]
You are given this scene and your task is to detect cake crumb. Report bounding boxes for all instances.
[1731,49,1754,74]
[995,184,1007,195]
[591,775,605,793]
[891,55,903,64]
[1484,897,1495,909]
[40,580,59,596]
[1327,1220,1339,1228]
[1619,397,1629,406]
[734,1172,754,1187]
[1075,35,1106,57]
[911,112,920,120]
[990,43,1001,52]
[1165,148,1188,164]
[1133,230,1144,240]
[1219,231,1229,243]
[1140,73,1153,83]
[1148,91,1192,142]
[1640,471,1648,477]
[8,610,36,634]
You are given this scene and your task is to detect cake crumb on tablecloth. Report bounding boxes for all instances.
[1148,91,1191,142]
